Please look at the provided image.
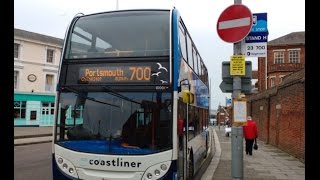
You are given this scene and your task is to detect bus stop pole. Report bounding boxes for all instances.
[232,0,244,179]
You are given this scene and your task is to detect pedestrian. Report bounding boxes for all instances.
[243,116,258,156]
[224,117,231,137]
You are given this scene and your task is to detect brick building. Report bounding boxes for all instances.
[257,31,305,91]
[247,31,305,162]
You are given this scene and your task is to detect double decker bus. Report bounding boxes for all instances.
[52,8,212,180]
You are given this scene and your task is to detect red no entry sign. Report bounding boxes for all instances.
[217,4,253,43]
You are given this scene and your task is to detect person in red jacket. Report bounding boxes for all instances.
[243,116,258,155]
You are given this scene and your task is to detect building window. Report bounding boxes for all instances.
[270,77,275,87]
[289,50,300,63]
[14,101,26,119]
[42,102,55,115]
[274,51,284,64]
[47,49,54,63]
[14,71,19,90]
[72,105,83,118]
[45,74,54,92]
[14,43,20,59]
[30,111,37,120]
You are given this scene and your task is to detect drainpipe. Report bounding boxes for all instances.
[249,100,252,116]
[266,95,270,144]
[275,104,281,146]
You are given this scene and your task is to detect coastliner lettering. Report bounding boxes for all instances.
[89,158,142,168]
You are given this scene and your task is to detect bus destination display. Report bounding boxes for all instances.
[79,65,152,83]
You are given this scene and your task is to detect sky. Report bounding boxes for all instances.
[14,0,305,110]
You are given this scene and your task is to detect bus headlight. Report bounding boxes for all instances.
[154,169,160,176]
[69,168,74,174]
[55,155,79,179]
[142,161,171,180]
[147,173,153,179]
[160,164,167,171]
[58,157,63,164]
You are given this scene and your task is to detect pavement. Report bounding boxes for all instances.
[14,126,53,146]
[206,126,305,180]
[14,126,305,180]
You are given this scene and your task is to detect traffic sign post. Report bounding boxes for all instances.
[231,2,249,180]
[217,1,253,180]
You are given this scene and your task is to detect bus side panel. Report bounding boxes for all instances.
[188,130,208,173]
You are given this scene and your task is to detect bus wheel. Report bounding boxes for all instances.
[188,152,194,178]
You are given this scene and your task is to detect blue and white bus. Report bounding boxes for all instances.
[52,8,212,180]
